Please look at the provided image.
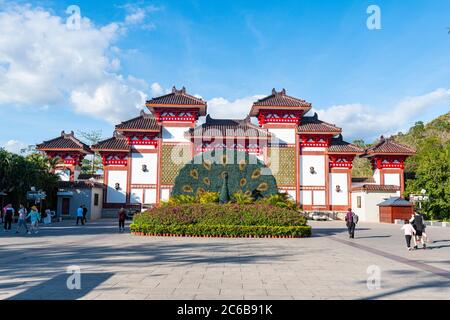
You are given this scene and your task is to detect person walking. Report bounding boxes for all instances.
[3,204,14,231]
[412,211,426,249]
[27,206,41,234]
[345,208,358,239]
[15,204,30,234]
[82,205,88,224]
[401,220,417,251]
[118,207,127,232]
[76,205,84,225]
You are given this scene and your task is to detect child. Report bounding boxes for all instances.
[401,220,416,251]
[27,206,41,234]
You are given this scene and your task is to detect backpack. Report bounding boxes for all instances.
[352,213,359,224]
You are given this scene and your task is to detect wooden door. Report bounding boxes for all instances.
[62,198,70,216]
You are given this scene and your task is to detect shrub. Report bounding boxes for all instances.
[133,203,308,227]
[130,223,312,238]
[198,191,219,204]
[258,193,298,210]
[161,195,196,206]
[231,191,254,204]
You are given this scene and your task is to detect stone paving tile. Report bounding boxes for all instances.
[174,288,221,295]
[220,288,267,296]
[1,219,450,300]
[196,295,244,300]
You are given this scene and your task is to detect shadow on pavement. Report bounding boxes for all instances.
[311,228,371,237]
[7,272,114,300]
[362,279,450,300]
[354,235,392,239]
[0,220,127,239]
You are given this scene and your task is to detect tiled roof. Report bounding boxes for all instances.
[253,88,312,108]
[352,184,400,193]
[91,135,130,152]
[377,197,413,207]
[365,136,416,156]
[250,89,312,116]
[146,86,207,115]
[298,113,342,134]
[115,111,160,132]
[186,115,272,138]
[328,135,364,153]
[36,131,91,153]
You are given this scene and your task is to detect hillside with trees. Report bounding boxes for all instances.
[351,112,449,220]
[393,112,450,220]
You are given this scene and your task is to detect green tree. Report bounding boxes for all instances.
[394,112,450,220]
[0,149,59,208]
[77,130,103,175]
[404,137,450,220]
[351,139,372,177]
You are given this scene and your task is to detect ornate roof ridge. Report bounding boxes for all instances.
[37,131,91,152]
[365,136,416,155]
[253,88,312,107]
[146,86,206,106]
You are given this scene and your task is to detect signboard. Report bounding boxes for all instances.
[26,191,47,201]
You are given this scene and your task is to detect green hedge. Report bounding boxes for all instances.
[131,203,311,238]
[130,223,312,238]
[133,203,307,227]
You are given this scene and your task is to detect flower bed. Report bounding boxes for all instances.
[131,204,311,238]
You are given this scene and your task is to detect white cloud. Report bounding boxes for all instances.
[314,88,450,142]
[0,4,150,124]
[125,8,146,25]
[121,4,162,30]
[207,95,265,119]
[150,82,164,96]
[2,140,27,154]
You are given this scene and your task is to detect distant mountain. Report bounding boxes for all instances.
[393,112,450,148]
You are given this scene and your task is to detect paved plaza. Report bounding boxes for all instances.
[0,219,449,300]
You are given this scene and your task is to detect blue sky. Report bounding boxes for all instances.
[0,0,449,153]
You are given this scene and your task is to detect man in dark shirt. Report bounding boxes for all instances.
[82,205,88,224]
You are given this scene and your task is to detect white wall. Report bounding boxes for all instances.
[268,128,296,144]
[384,172,400,186]
[144,189,157,204]
[131,152,157,185]
[301,155,325,186]
[351,191,398,223]
[162,127,190,142]
[107,170,127,203]
[301,191,312,205]
[330,172,348,206]
[90,188,103,220]
[130,189,143,204]
[313,191,326,205]
[373,169,381,185]
[286,190,296,201]
[131,145,157,150]
[161,188,170,201]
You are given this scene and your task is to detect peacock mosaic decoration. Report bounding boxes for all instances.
[172,150,278,199]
